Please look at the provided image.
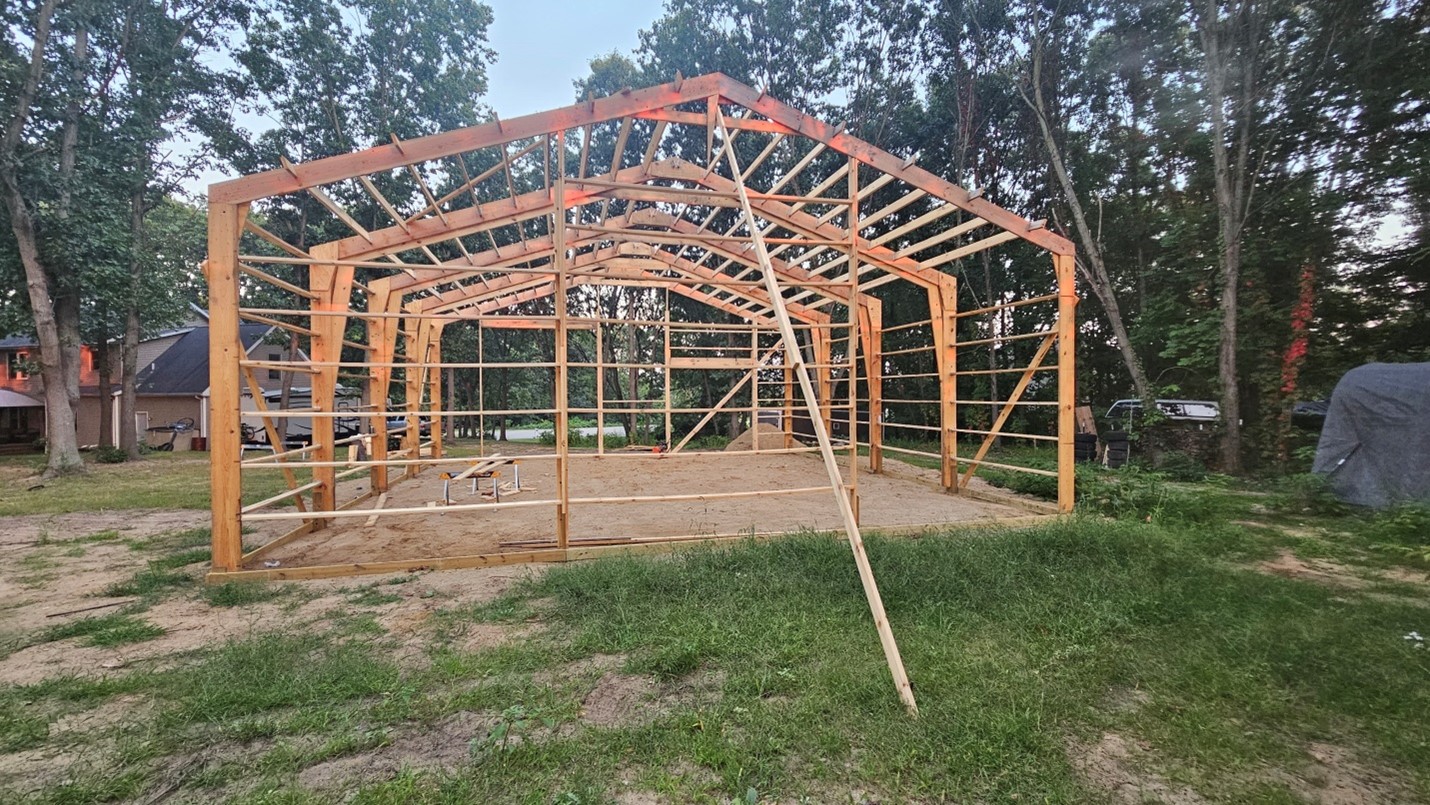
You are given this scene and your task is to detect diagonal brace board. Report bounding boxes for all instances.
[714,109,918,717]
[957,332,1058,487]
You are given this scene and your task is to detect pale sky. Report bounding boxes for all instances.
[484,0,666,118]
[191,0,666,196]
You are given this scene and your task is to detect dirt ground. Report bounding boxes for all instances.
[251,445,1046,570]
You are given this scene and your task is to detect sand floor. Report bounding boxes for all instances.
[248,445,1048,570]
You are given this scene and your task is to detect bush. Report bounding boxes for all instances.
[1151,449,1208,482]
[94,446,128,464]
[1268,473,1347,516]
[1364,505,1430,564]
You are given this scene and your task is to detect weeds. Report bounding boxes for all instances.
[38,613,164,647]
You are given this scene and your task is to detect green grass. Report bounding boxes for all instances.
[38,613,165,648]
[2,455,1428,802]
[0,454,309,516]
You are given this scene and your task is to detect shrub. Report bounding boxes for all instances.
[1152,449,1208,482]
[94,446,128,464]
[1364,505,1430,564]
[1268,472,1347,516]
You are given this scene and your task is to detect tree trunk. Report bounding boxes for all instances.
[1196,0,1249,474]
[120,188,146,459]
[1022,39,1153,406]
[0,0,82,476]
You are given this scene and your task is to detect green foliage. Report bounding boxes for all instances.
[1365,506,1430,565]
[1269,473,1349,516]
[93,446,128,464]
[203,581,288,607]
[39,613,165,648]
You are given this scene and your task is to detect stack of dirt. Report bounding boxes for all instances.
[723,422,787,452]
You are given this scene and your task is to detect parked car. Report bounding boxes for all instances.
[1105,399,1221,425]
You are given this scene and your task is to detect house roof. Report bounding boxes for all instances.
[135,323,270,395]
[0,388,43,407]
[0,337,37,349]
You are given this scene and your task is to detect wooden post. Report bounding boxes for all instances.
[1055,252,1076,513]
[927,277,957,491]
[369,286,403,492]
[207,201,247,572]
[663,288,672,447]
[308,242,353,521]
[402,304,431,479]
[846,156,860,522]
[783,353,794,449]
[714,109,917,717]
[751,324,760,451]
[814,328,832,434]
[595,319,604,455]
[477,321,485,456]
[858,298,883,473]
[554,131,570,548]
[430,323,446,460]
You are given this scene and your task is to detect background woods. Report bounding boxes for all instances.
[2,0,1426,474]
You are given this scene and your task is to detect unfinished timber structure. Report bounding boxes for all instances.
[206,74,1078,712]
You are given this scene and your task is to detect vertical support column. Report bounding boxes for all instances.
[477,321,485,456]
[751,324,760,451]
[402,303,431,479]
[308,242,353,521]
[1055,252,1077,513]
[553,131,570,549]
[663,288,672,448]
[813,328,832,435]
[369,287,403,492]
[207,201,247,572]
[595,320,604,455]
[430,323,446,460]
[926,281,953,491]
[939,278,958,491]
[858,297,883,473]
[846,156,860,523]
[782,353,794,449]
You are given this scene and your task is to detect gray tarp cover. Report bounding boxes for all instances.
[1313,362,1430,508]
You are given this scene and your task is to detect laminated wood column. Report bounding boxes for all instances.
[927,277,958,491]
[783,357,794,449]
[402,305,432,479]
[813,328,832,435]
[858,297,883,474]
[1055,252,1077,513]
[430,323,446,460]
[553,131,570,549]
[846,157,860,522]
[368,284,403,493]
[308,242,354,522]
[207,201,248,572]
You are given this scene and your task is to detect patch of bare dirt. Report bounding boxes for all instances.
[0,510,205,548]
[580,667,726,728]
[297,710,493,790]
[1101,686,1152,715]
[1067,732,1208,804]
[1256,551,1371,589]
[582,672,661,728]
[1256,742,1410,804]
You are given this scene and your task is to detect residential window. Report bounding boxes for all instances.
[268,352,281,380]
[7,352,30,381]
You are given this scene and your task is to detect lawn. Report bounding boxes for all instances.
[0,451,1427,802]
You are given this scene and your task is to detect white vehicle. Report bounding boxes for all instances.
[1104,399,1221,425]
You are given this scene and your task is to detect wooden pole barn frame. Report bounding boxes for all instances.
[206,74,1077,714]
